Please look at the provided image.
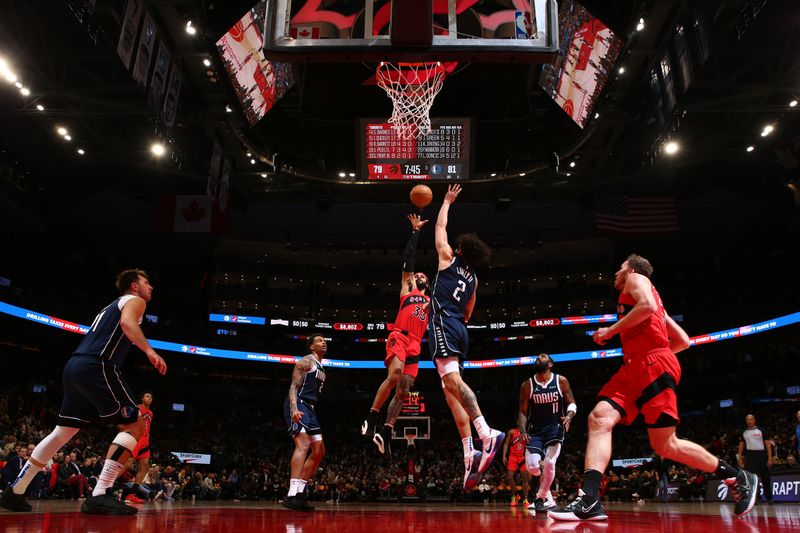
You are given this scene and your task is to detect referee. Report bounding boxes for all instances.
[737,414,773,504]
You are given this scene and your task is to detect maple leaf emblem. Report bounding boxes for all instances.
[181,199,207,226]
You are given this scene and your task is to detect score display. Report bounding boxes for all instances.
[360,118,472,180]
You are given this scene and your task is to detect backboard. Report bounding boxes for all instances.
[392,416,431,440]
[262,0,559,63]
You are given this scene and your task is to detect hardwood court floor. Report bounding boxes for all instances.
[0,500,797,532]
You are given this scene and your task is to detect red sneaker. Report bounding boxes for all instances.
[125,494,145,503]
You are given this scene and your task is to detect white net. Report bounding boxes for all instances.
[376,62,446,140]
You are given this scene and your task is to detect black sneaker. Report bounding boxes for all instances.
[549,495,608,521]
[361,411,381,437]
[296,491,315,511]
[725,470,758,517]
[533,497,549,513]
[282,495,313,512]
[0,489,32,512]
[81,490,137,515]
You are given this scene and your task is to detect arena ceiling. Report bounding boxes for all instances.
[0,0,798,231]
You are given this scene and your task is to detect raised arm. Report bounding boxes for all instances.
[120,297,167,375]
[435,184,461,270]
[288,356,314,423]
[518,378,531,442]
[593,273,657,345]
[400,214,428,297]
[559,375,577,432]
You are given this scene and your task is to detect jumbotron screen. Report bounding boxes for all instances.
[360,118,472,180]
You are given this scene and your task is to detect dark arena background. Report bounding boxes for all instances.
[1,0,799,531]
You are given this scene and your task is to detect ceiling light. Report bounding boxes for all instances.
[746,145,754,153]
[663,141,679,155]
[20,87,30,96]
[566,172,571,177]
[490,173,497,177]
[348,172,356,177]
[246,152,252,157]
[77,148,85,155]
[260,173,267,178]
[151,143,166,156]
[250,158,256,165]
[203,59,212,67]
[35,104,44,111]
[519,172,525,176]
[185,21,197,35]
[64,135,72,141]
[618,66,625,74]
[569,161,576,168]
[225,105,232,113]
[56,126,68,136]
[760,125,774,137]
[338,172,346,178]
[789,100,797,108]
[594,112,599,119]
[636,18,645,32]
[14,81,22,88]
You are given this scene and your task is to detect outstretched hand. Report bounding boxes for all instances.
[407,213,429,230]
[443,184,462,204]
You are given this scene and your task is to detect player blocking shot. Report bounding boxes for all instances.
[518,353,576,514]
[0,269,167,515]
[362,214,430,457]
[282,334,328,512]
[429,184,505,489]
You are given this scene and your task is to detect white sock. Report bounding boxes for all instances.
[93,459,124,496]
[288,478,300,497]
[472,416,491,440]
[11,461,41,495]
[462,437,474,456]
[298,480,308,493]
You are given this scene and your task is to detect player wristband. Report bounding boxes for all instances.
[566,403,577,415]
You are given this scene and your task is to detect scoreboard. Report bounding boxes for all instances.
[360,118,472,180]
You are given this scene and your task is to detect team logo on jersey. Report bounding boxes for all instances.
[617,304,625,314]
[121,406,135,419]
[408,295,427,304]
[292,422,300,432]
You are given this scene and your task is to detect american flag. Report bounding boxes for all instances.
[595,195,679,234]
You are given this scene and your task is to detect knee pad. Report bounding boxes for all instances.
[110,432,138,460]
[525,451,542,476]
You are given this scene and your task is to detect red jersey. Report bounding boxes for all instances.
[617,283,669,358]
[139,404,153,440]
[508,429,526,457]
[392,288,429,342]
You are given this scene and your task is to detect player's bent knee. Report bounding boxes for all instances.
[588,409,615,431]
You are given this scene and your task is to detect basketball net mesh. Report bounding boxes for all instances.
[376,62,446,140]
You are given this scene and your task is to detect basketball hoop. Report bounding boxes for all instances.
[376,62,446,140]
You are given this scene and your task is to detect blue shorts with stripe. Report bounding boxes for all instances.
[427,314,468,359]
[57,355,140,428]
[283,398,322,437]
[525,422,565,455]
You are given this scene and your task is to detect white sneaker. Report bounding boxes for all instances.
[477,429,506,473]
[544,491,557,509]
[463,450,482,489]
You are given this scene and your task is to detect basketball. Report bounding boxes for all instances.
[410,185,433,209]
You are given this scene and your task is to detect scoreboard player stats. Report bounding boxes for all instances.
[360,118,472,181]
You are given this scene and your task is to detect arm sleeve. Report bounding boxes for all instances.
[402,229,420,273]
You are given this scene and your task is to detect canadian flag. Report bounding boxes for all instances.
[290,25,321,39]
[155,195,229,233]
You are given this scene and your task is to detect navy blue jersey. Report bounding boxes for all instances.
[297,355,326,405]
[526,373,565,431]
[73,295,141,367]
[430,256,477,320]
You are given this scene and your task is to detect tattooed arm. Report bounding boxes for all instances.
[288,356,313,422]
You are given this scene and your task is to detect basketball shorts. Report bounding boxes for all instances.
[57,355,140,428]
[283,398,322,437]
[385,330,421,378]
[427,314,468,359]
[597,347,682,428]
[525,422,565,455]
[132,438,151,460]
[507,453,526,472]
